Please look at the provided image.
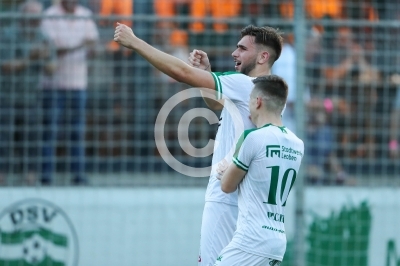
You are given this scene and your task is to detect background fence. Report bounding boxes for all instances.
[0,0,400,265]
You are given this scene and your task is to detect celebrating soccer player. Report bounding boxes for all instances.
[216,75,304,266]
[114,23,283,266]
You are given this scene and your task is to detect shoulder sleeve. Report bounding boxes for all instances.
[232,130,258,172]
[83,9,99,41]
[211,72,253,102]
[85,19,99,41]
[40,11,56,43]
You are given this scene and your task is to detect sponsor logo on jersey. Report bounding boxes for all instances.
[266,145,281,158]
[266,145,303,161]
[269,259,281,266]
[267,212,285,223]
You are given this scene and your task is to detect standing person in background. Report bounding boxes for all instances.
[216,75,304,266]
[40,0,99,185]
[0,0,56,185]
[272,31,298,133]
[114,23,283,265]
[99,0,133,74]
[389,89,400,158]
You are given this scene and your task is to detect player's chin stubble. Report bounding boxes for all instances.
[240,61,256,76]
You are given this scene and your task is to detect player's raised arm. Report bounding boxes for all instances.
[114,23,216,92]
[188,49,223,110]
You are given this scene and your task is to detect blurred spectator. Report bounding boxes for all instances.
[153,29,194,158]
[342,0,378,21]
[306,97,349,184]
[189,0,241,33]
[338,84,378,160]
[131,0,155,161]
[385,6,400,159]
[342,0,379,54]
[306,0,343,19]
[154,0,241,35]
[97,0,134,123]
[389,80,400,158]
[40,0,99,185]
[0,0,56,185]
[153,0,191,94]
[99,0,133,53]
[307,21,382,172]
[153,0,191,46]
[309,24,381,96]
[272,31,299,133]
[100,0,132,26]
[0,0,24,12]
[242,0,274,21]
[278,0,343,20]
[306,98,334,184]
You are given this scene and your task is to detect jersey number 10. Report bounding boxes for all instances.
[265,166,297,206]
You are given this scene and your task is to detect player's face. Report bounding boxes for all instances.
[232,35,258,75]
[61,0,77,13]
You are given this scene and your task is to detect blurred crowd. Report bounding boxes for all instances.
[0,0,399,186]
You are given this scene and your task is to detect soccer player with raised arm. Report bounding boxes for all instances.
[215,75,304,266]
[114,24,283,266]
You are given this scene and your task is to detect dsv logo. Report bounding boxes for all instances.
[154,88,244,177]
[0,199,79,266]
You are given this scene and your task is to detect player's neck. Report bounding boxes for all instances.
[249,66,271,77]
[254,113,282,128]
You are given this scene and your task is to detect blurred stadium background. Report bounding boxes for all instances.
[0,0,399,265]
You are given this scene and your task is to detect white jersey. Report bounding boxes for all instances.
[206,72,255,205]
[230,124,304,260]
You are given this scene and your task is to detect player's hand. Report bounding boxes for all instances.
[216,159,229,180]
[114,22,138,50]
[188,49,210,71]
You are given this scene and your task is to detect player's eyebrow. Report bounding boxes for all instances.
[237,44,247,50]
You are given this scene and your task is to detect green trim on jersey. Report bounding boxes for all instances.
[259,123,287,134]
[211,72,246,100]
[233,157,249,171]
[260,123,287,132]
[232,123,288,170]
[232,127,257,171]
[233,128,258,158]
[210,72,222,100]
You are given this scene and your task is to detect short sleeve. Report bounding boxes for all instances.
[84,16,99,41]
[232,131,257,172]
[211,72,253,102]
[86,19,99,41]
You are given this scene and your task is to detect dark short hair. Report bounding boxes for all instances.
[241,25,284,66]
[252,75,288,112]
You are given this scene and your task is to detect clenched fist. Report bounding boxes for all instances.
[188,49,210,71]
[114,22,138,50]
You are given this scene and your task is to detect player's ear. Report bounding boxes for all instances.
[256,97,263,108]
[258,50,269,64]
